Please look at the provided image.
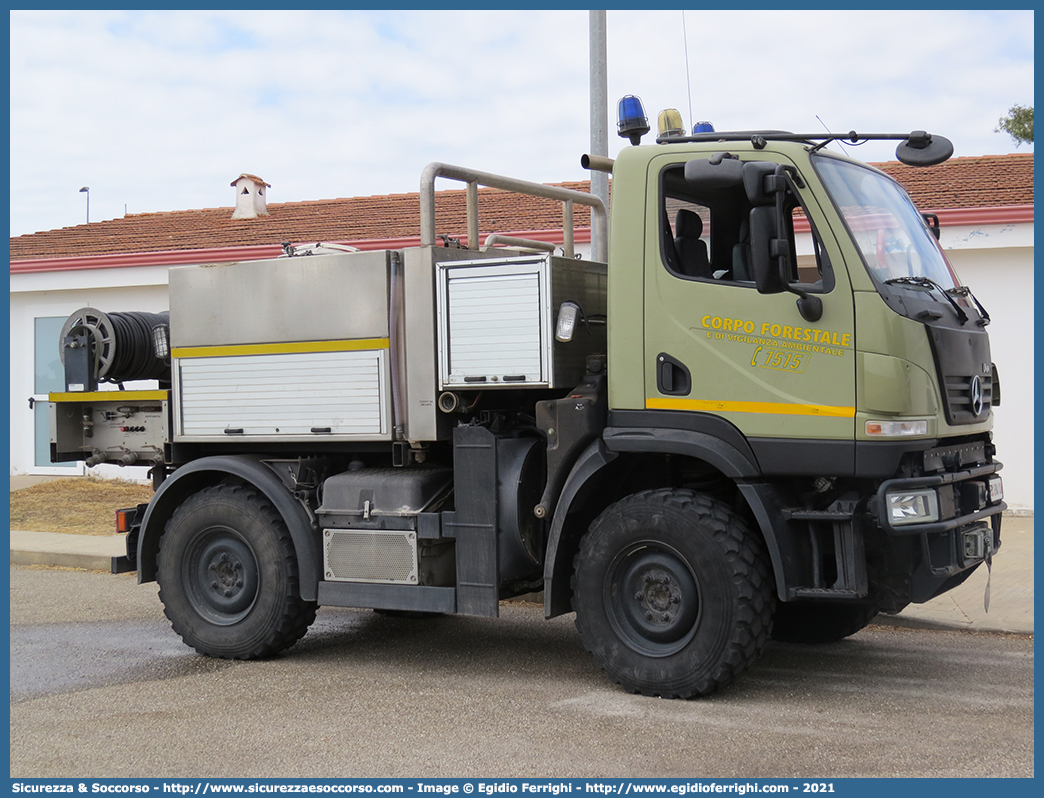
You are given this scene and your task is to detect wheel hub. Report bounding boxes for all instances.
[186,528,259,625]
[608,544,701,656]
[209,552,245,598]
[635,568,683,622]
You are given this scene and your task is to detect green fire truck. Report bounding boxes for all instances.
[50,96,1003,697]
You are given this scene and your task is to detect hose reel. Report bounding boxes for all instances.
[59,307,171,387]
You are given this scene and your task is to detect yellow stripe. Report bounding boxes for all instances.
[171,338,390,359]
[647,396,855,418]
[49,390,168,402]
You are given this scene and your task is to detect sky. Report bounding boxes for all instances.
[8,9,1035,238]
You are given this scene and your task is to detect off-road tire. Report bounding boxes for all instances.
[572,489,775,698]
[771,601,878,644]
[157,484,317,659]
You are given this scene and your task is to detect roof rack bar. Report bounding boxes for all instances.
[420,162,607,259]
[655,131,928,146]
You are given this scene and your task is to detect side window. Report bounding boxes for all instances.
[660,160,834,293]
[660,164,746,282]
[787,206,835,293]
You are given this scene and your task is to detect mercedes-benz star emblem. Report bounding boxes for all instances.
[969,375,984,416]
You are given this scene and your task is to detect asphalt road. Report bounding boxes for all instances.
[9,565,1034,779]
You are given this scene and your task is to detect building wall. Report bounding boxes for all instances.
[10,266,171,481]
[9,230,1033,511]
[943,243,1034,513]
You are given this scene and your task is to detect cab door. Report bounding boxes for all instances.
[643,152,856,451]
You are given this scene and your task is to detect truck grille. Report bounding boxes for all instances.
[925,322,991,427]
[943,373,993,425]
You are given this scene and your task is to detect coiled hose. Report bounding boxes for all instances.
[59,307,170,384]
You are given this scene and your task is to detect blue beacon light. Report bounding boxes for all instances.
[693,121,715,134]
[617,95,650,145]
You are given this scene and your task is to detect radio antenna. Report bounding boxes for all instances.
[816,115,850,155]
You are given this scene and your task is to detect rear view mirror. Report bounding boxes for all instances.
[749,206,787,295]
[747,164,823,322]
[895,132,954,166]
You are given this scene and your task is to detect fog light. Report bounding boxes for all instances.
[865,419,928,437]
[886,489,940,526]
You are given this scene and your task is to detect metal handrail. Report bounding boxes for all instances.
[481,234,556,253]
[419,162,607,260]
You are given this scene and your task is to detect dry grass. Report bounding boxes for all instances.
[10,477,153,536]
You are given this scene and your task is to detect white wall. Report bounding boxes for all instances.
[944,244,1034,513]
[10,266,171,482]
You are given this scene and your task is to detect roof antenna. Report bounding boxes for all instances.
[816,115,850,155]
[682,12,694,131]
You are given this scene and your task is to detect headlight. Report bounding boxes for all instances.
[866,419,928,437]
[886,489,940,526]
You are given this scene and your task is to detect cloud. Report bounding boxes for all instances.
[9,9,1034,238]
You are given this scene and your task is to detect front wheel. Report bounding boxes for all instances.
[157,484,317,659]
[572,489,775,698]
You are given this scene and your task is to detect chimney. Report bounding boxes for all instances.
[230,173,271,219]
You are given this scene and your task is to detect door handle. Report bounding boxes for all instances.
[657,353,691,396]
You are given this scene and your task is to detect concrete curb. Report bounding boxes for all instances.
[9,530,125,573]
[10,550,119,572]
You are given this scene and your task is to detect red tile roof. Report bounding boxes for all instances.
[874,153,1033,210]
[10,154,1032,264]
[10,183,594,262]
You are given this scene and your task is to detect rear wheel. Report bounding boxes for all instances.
[157,484,317,659]
[771,601,877,644]
[572,489,775,698]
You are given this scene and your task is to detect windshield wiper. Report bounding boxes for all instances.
[947,285,991,326]
[885,276,969,324]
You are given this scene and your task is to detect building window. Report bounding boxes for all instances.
[33,317,79,471]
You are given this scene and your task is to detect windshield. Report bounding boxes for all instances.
[813,155,960,290]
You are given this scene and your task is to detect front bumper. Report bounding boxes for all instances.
[875,462,1004,603]
[876,461,1005,536]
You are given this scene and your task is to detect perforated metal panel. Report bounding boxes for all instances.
[324,529,418,584]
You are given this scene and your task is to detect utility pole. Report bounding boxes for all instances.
[589,10,608,264]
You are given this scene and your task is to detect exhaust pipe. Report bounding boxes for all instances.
[581,154,614,173]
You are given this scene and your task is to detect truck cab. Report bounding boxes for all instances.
[559,122,1002,661]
